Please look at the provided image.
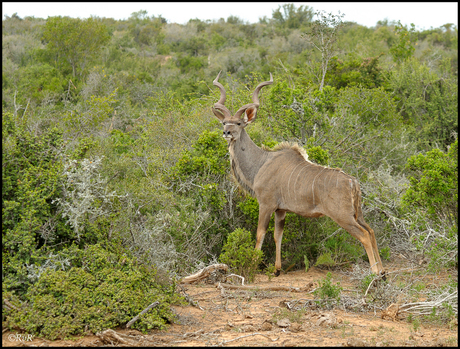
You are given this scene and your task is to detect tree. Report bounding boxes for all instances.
[302,10,346,90]
[42,16,110,78]
[272,3,314,29]
[390,21,416,64]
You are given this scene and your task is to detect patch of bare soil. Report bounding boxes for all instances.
[3,261,457,347]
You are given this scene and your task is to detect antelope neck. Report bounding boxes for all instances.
[228,129,268,194]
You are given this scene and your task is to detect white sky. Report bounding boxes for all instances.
[2,2,458,30]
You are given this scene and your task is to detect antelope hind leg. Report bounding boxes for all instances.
[357,217,385,278]
[273,210,286,276]
[339,219,381,275]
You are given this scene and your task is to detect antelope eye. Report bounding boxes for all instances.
[237,123,241,125]
[222,122,226,125]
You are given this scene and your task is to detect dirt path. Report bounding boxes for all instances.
[3,265,457,347]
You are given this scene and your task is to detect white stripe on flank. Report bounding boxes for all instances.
[287,162,304,202]
[349,179,354,209]
[311,167,326,206]
[293,164,310,206]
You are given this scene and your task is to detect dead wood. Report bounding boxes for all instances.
[3,298,18,311]
[126,301,160,328]
[180,263,228,284]
[220,332,279,344]
[96,329,138,346]
[217,282,314,293]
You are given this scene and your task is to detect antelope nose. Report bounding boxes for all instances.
[223,130,231,137]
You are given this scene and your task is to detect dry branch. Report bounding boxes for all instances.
[398,290,458,317]
[220,332,279,344]
[126,301,159,328]
[180,263,228,284]
[96,329,137,345]
[3,298,18,311]
[217,282,315,293]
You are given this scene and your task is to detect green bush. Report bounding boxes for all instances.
[402,139,457,223]
[219,228,263,283]
[306,145,329,165]
[170,129,228,181]
[4,243,182,339]
[2,112,70,294]
[313,272,343,308]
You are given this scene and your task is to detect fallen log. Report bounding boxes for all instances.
[96,328,137,345]
[180,263,228,284]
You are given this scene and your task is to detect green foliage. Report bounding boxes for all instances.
[16,63,66,105]
[264,263,276,281]
[313,272,343,308]
[360,273,377,293]
[306,145,329,165]
[4,243,182,339]
[64,89,118,135]
[272,3,314,30]
[380,246,391,261]
[388,57,457,150]
[170,129,228,180]
[302,10,346,90]
[42,16,110,77]
[304,255,310,272]
[237,196,259,226]
[315,253,335,267]
[2,111,69,293]
[390,21,416,63]
[327,53,387,89]
[272,308,304,324]
[110,129,135,154]
[402,139,457,223]
[323,232,363,263]
[219,228,263,283]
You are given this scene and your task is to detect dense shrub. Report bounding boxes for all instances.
[4,243,182,339]
[2,112,69,293]
[219,228,263,283]
[402,139,457,224]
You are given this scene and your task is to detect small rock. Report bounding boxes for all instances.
[316,313,338,327]
[241,324,256,332]
[277,318,291,328]
[346,337,367,347]
[279,300,290,308]
[290,323,302,332]
[260,321,273,331]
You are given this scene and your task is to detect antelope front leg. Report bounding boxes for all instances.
[274,210,286,276]
[255,207,273,251]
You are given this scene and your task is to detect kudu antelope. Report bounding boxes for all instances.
[211,72,385,277]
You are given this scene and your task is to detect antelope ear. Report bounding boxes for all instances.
[244,107,257,124]
[212,107,225,122]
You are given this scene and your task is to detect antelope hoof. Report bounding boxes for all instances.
[381,271,387,281]
[274,269,281,277]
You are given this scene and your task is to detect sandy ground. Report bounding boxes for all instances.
[3,261,458,347]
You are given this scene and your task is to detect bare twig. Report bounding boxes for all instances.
[225,273,245,285]
[126,301,159,328]
[216,282,313,293]
[3,298,18,311]
[220,332,278,344]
